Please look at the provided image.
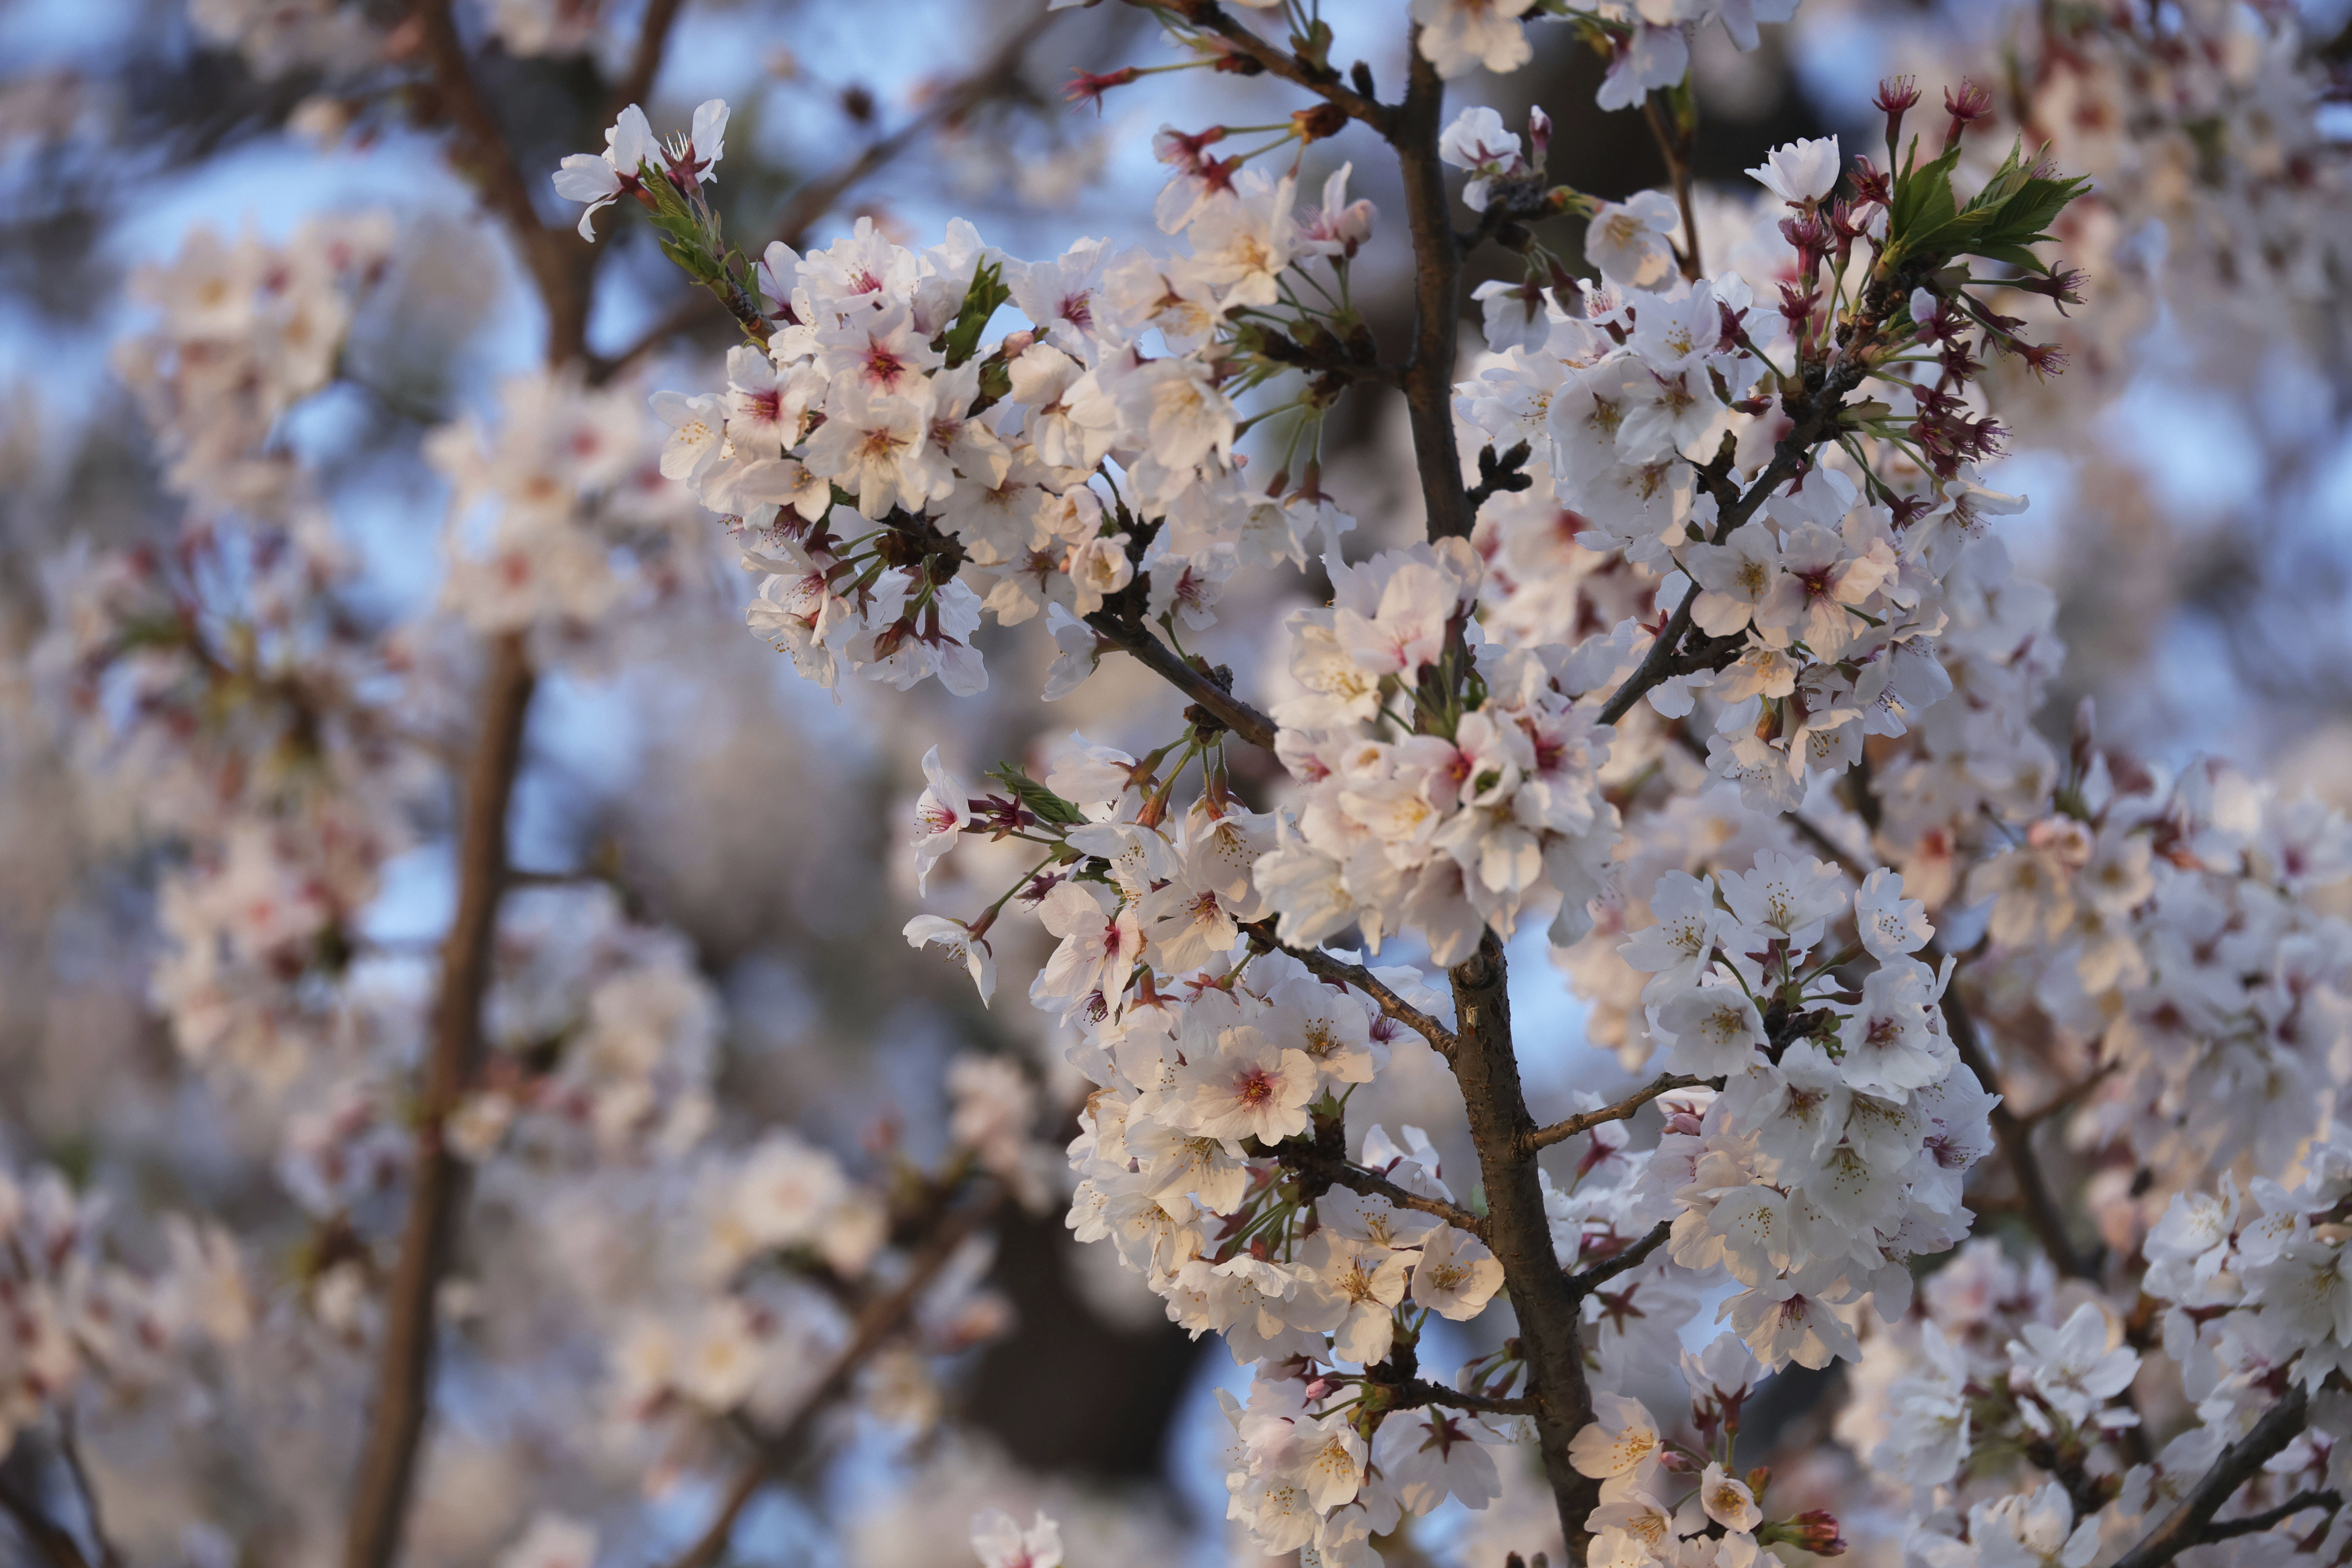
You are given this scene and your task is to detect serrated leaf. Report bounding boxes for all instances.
[986,762,1088,828]
[1971,242,2051,276]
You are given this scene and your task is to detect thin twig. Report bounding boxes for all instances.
[1272,1145,1486,1238]
[1238,918,1456,1055]
[591,7,1053,382]
[1929,939,2087,1280]
[1596,437,1818,726]
[1567,1219,1671,1298]
[1640,93,1702,282]
[1086,613,1280,753]
[1394,1379,1533,1417]
[2017,1058,2118,1126]
[1528,1074,1706,1151]
[2202,1489,2341,1543]
[1151,0,1393,134]
[2107,1387,2312,1568]
[656,1187,1000,1568]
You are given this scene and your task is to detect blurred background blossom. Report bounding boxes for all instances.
[0,0,2346,1564]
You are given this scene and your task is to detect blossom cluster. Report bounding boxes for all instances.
[36,514,419,1085]
[0,1160,251,1457]
[1568,1336,1847,1568]
[1613,854,1994,1365]
[1256,547,1619,962]
[564,99,1374,699]
[427,366,702,640]
[1399,0,1797,112]
[114,216,392,517]
[601,1056,1047,1437]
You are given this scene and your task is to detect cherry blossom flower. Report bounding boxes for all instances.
[1746,135,1841,205]
[1178,1025,1317,1144]
[969,1509,1062,1568]
[1411,0,1534,79]
[1411,1223,1504,1319]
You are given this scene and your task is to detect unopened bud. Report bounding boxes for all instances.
[1764,1511,1848,1557]
[1292,103,1347,143]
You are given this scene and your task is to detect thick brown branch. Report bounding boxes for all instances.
[1444,932,1599,1562]
[345,632,535,1568]
[409,0,594,361]
[1529,1074,1705,1151]
[2109,1387,2312,1568]
[1392,33,1472,543]
[659,1189,1000,1568]
[606,0,688,123]
[1086,612,1279,752]
[1238,918,1456,1054]
[0,1475,90,1568]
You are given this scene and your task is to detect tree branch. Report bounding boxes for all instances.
[408,0,593,361]
[1567,1218,1671,1298]
[1640,91,1702,282]
[1154,0,1394,134]
[53,1419,117,1568]
[0,1473,90,1568]
[2107,1387,2312,1568]
[1391,32,1472,543]
[606,0,688,123]
[2202,1489,2341,1543]
[1770,762,2098,1286]
[1596,434,1820,726]
[1085,612,1279,752]
[1931,942,2088,1281]
[658,1187,1000,1568]
[1238,918,1456,1055]
[1529,1074,1706,1151]
[1271,1144,1486,1238]
[1442,931,1600,1563]
[1394,1379,1534,1417]
[345,632,535,1568]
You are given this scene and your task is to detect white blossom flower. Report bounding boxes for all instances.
[1411,1222,1504,1319]
[1746,136,1842,205]
[970,1509,1062,1568]
[1411,0,1535,80]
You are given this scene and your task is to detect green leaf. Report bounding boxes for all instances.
[1887,138,1962,244]
[985,762,1088,828]
[1883,132,2089,278]
[938,258,1013,369]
